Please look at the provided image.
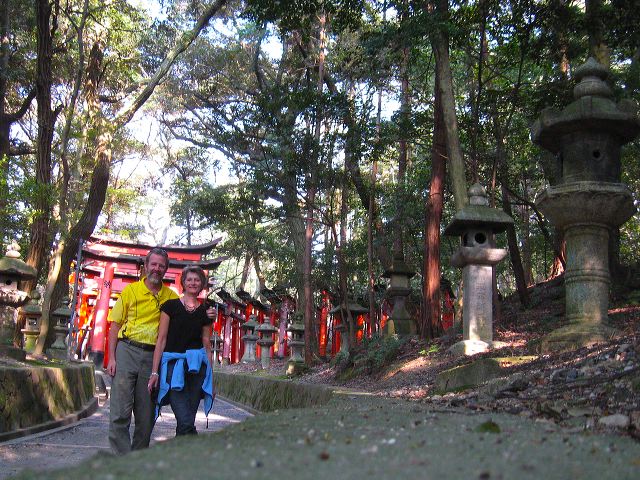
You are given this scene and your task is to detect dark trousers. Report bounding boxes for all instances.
[109,341,155,455]
[167,361,206,435]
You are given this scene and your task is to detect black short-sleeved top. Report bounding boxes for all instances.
[160,299,212,353]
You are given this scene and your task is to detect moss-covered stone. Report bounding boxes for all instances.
[213,371,333,412]
[0,362,95,434]
[434,356,536,393]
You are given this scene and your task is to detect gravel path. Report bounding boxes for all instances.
[0,390,252,479]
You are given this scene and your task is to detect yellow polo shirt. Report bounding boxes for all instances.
[108,278,178,345]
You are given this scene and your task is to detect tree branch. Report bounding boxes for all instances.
[115,0,228,126]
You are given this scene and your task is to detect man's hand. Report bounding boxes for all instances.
[106,358,116,377]
[206,306,216,320]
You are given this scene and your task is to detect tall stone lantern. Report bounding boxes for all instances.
[382,253,416,336]
[240,314,259,363]
[256,317,277,369]
[532,58,639,352]
[444,183,514,356]
[20,291,42,353]
[48,297,72,360]
[286,314,306,375]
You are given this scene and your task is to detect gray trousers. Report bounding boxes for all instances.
[109,341,155,455]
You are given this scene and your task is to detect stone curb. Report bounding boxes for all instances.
[213,371,335,412]
[0,396,98,444]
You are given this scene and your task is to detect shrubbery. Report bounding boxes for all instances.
[351,333,405,375]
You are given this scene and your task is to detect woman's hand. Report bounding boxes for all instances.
[148,373,159,393]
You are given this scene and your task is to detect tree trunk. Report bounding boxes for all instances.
[21,0,58,350]
[338,170,350,346]
[496,131,529,307]
[26,0,58,282]
[586,0,610,66]
[422,68,446,339]
[303,12,326,364]
[430,0,468,211]
[368,77,383,332]
[394,38,410,257]
[239,252,252,291]
[35,130,111,355]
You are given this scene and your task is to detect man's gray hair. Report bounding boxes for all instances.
[145,247,169,267]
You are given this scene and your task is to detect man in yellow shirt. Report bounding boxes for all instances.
[107,248,178,455]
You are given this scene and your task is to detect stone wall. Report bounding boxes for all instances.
[0,363,95,434]
[213,371,334,412]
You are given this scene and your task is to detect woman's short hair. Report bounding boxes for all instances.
[180,265,207,292]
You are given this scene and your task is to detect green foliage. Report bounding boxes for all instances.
[419,343,440,356]
[351,333,404,375]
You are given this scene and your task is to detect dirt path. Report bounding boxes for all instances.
[0,395,252,479]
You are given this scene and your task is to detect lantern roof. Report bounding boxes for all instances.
[329,298,369,315]
[21,291,42,315]
[0,241,37,280]
[531,57,640,153]
[444,183,514,236]
[382,252,415,278]
[52,297,72,318]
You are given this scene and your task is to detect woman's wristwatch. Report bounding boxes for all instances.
[150,372,159,377]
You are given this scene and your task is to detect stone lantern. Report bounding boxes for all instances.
[286,315,306,375]
[256,317,277,369]
[532,58,639,352]
[209,329,222,364]
[240,314,259,363]
[330,299,369,354]
[382,252,416,336]
[48,297,72,360]
[444,183,514,356]
[0,241,36,359]
[20,291,42,353]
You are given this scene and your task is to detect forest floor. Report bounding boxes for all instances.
[225,275,640,442]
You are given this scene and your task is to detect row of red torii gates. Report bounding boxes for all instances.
[74,236,455,366]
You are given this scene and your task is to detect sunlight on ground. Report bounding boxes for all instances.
[382,356,432,380]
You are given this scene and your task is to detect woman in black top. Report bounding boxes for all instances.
[147,266,213,435]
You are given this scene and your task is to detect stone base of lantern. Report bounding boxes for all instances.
[21,330,38,353]
[383,287,416,336]
[533,322,618,354]
[257,340,274,369]
[241,335,258,363]
[47,347,68,361]
[448,339,509,357]
[535,182,634,354]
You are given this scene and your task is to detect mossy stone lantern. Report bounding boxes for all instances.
[286,315,306,375]
[330,299,369,354]
[256,316,277,369]
[444,183,513,356]
[20,291,42,353]
[532,58,639,352]
[382,253,416,336]
[240,314,259,363]
[49,297,72,360]
[0,241,36,355]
